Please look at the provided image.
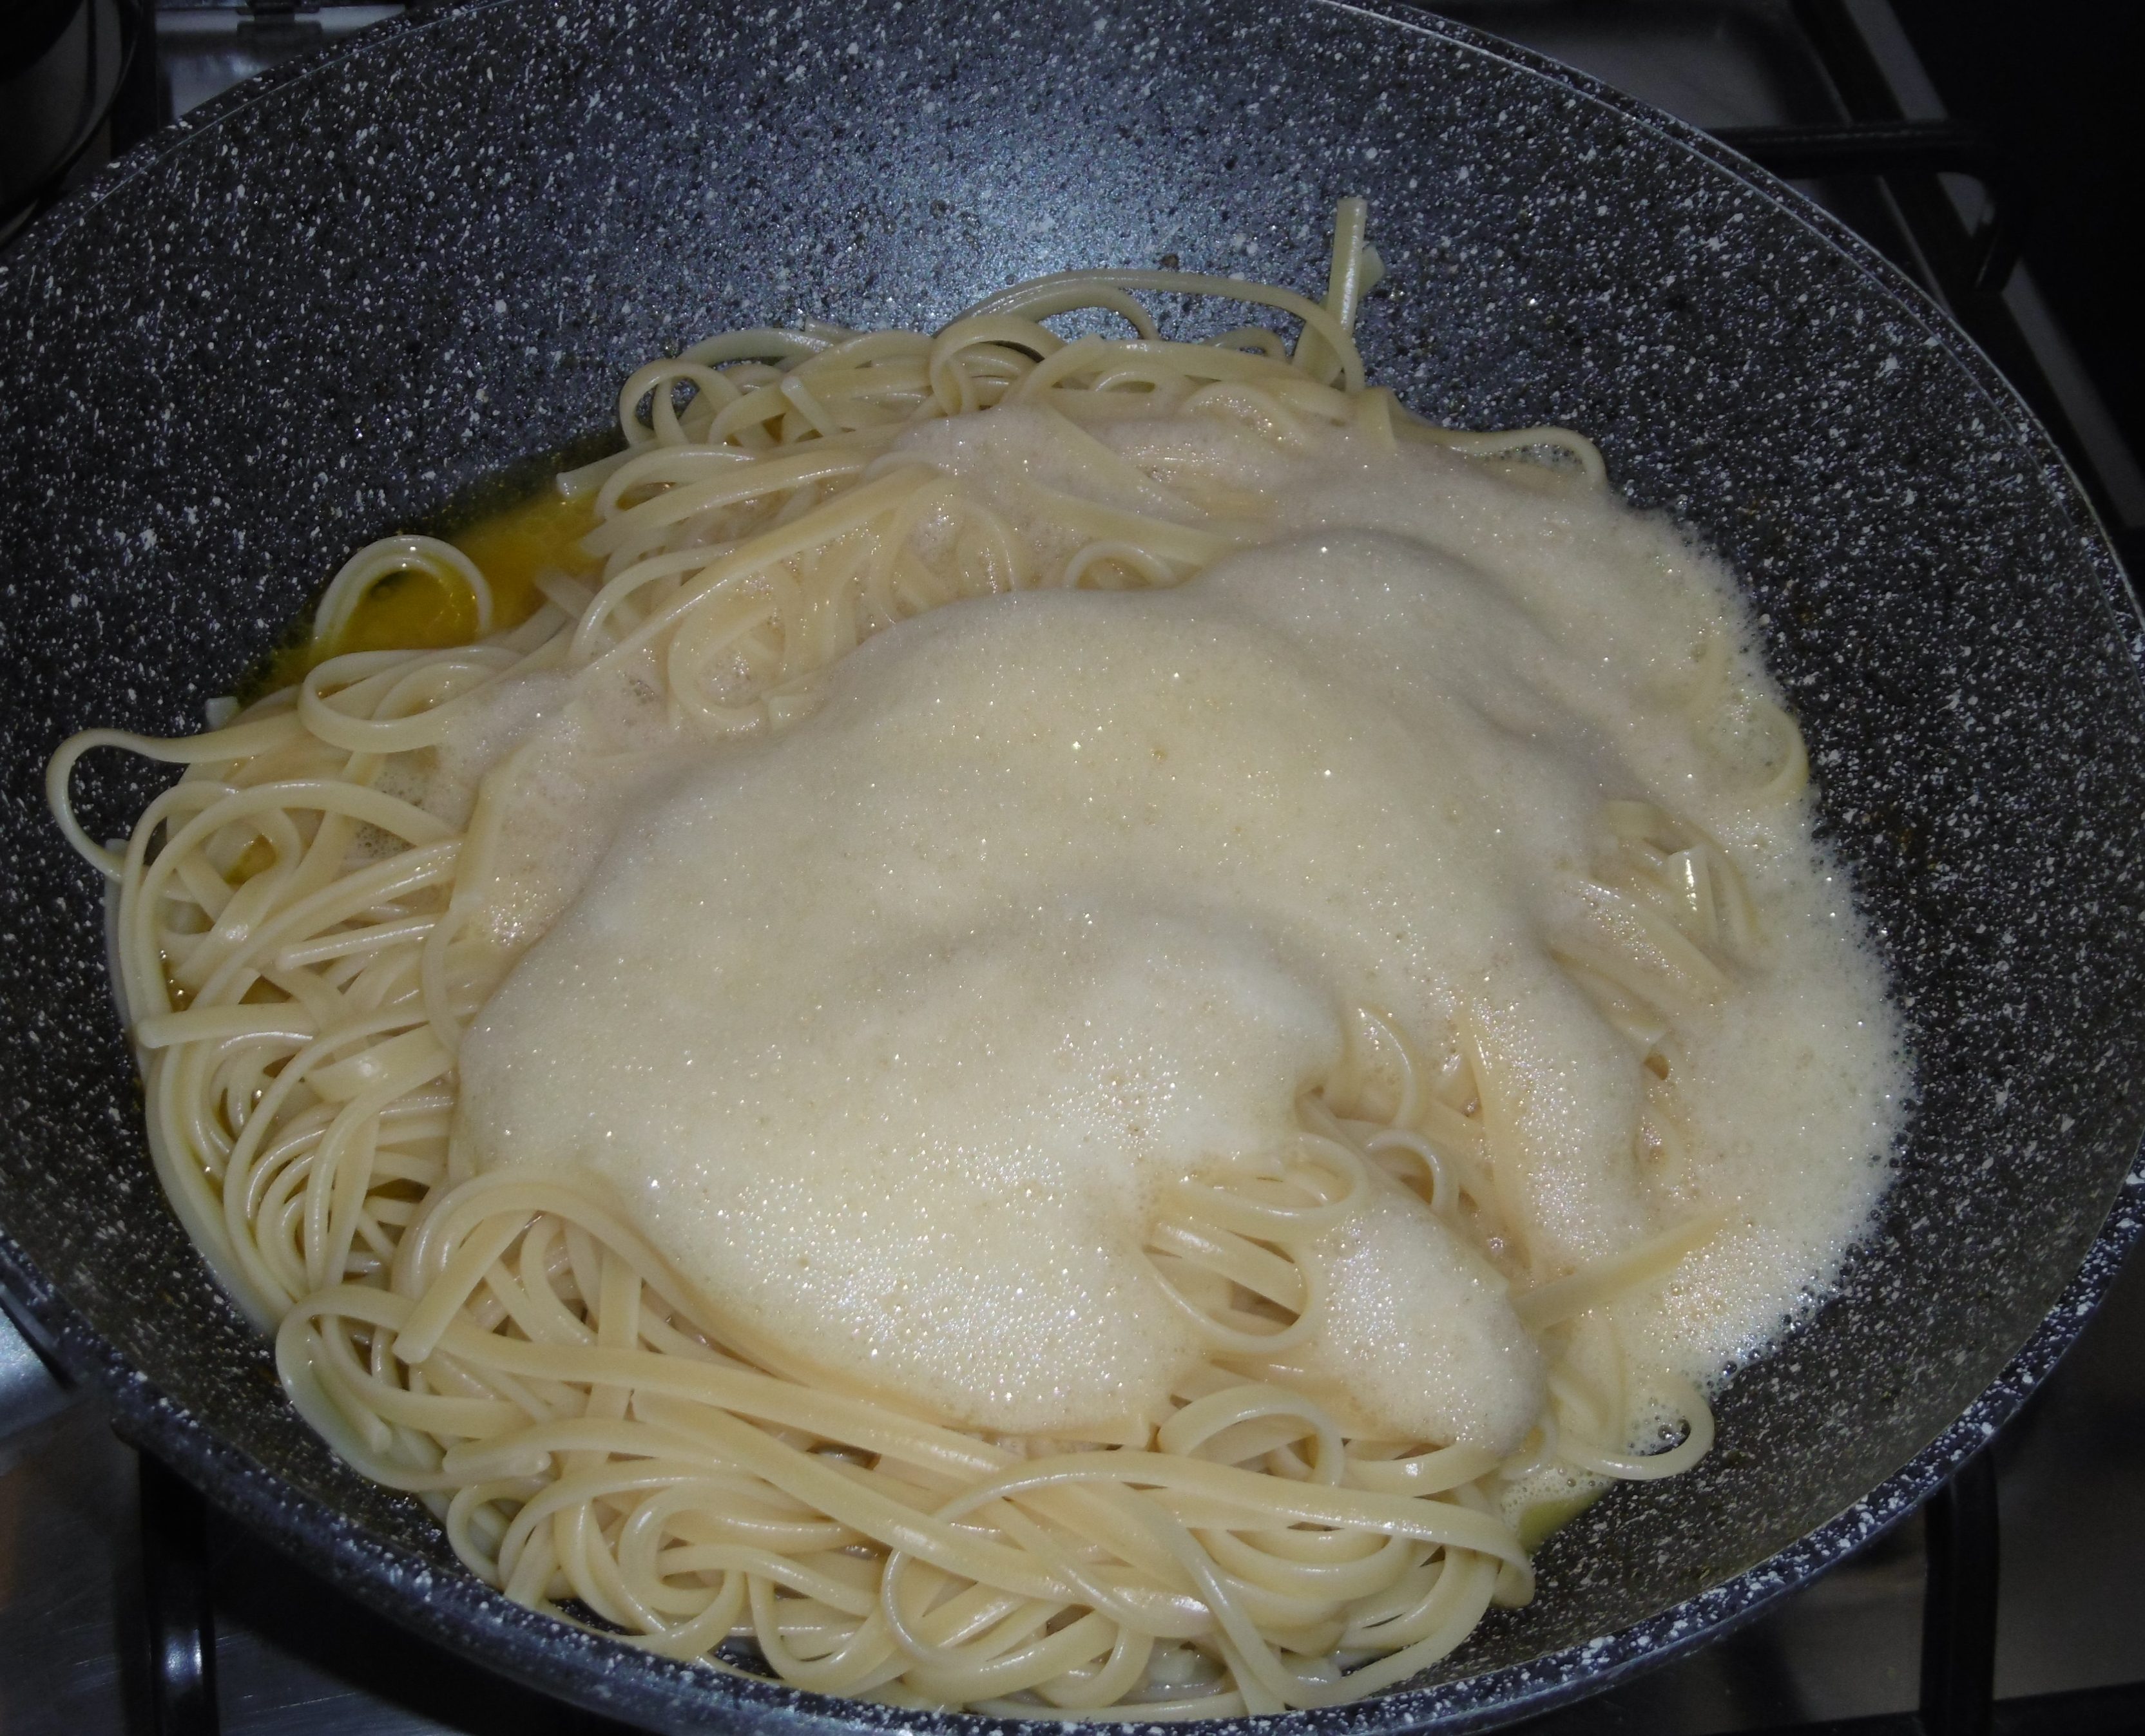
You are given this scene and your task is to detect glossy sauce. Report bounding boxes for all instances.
[258,489,592,692]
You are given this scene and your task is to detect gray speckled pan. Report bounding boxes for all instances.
[1,0,2140,1730]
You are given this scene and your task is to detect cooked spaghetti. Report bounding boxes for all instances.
[48,201,1901,1717]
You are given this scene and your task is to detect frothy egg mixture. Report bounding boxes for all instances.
[445,414,1903,1474]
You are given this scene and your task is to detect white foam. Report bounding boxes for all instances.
[450,418,1903,1452]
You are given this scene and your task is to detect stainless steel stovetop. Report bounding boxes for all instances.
[3,4,2140,1733]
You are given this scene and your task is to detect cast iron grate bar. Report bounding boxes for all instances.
[1775,0,2139,581]
[1921,1450,1999,1736]
[1709,119,1985,176]
[0,0,158,238]
[1709,119,2020,291]
[139,1453,219,1736]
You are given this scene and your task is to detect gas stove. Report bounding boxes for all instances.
[3,5,2140,1733]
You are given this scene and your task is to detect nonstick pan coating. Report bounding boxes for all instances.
[2,1,2141,1731]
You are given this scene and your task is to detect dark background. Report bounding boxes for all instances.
[1889,0,2142,457]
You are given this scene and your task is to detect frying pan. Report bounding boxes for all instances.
[1,0,2140,1730]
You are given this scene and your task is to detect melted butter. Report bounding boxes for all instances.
[258,488,592,694]
[448,419,1903,1450]
[1516,1485,1608,1552]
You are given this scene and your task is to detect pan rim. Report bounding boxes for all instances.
[2,0,2140,1731]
